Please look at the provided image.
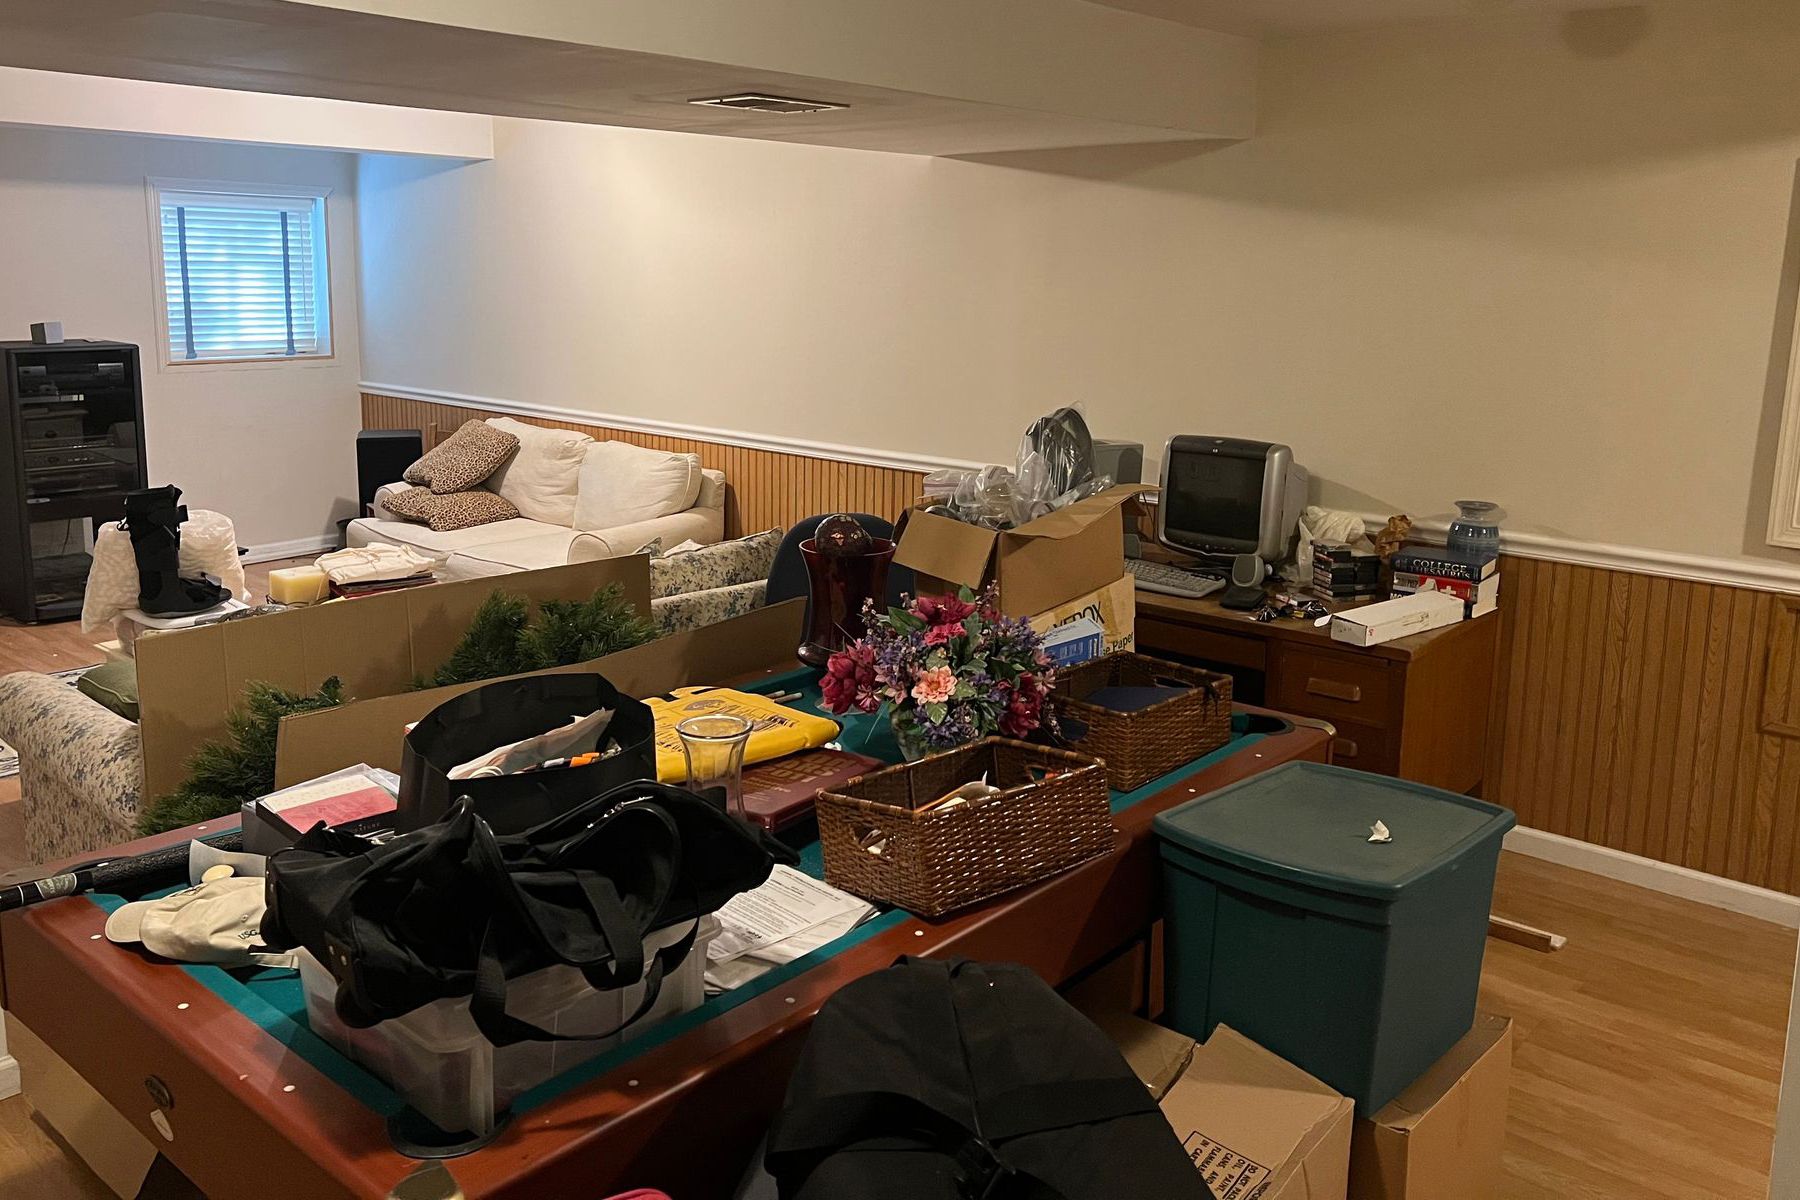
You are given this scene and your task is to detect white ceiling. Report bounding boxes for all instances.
[1088,0,1634,37]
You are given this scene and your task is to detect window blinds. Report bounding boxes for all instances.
[157,190,329,362]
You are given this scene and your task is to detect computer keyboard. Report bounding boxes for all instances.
[1125,558,1226,599]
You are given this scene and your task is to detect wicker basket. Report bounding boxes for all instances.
[816,738,1114,917]
[1052,653,1233,792]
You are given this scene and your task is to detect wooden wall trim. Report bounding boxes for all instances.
[361,391,927,540]
[1487,555,1800,894]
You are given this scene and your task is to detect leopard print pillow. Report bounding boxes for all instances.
[384,486,520,532]
[403,420,520,494]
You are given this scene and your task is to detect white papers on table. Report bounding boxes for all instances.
[705,866,876,992]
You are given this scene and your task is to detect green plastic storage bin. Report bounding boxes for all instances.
[1153,761,1514,1113]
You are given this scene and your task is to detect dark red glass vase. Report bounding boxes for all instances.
[797,536,895,668]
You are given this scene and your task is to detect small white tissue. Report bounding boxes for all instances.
[1369,820,1392,844]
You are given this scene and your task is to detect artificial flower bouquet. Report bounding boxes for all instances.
[819,585,1056,759]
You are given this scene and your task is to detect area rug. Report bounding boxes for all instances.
[0,665,98,781]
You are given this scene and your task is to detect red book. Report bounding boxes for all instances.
[741,749,883,833]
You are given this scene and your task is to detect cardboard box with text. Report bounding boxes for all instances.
[1162,1025,1353,1200]
[1028,573,1136,662]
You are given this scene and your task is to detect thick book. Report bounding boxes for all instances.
[1388,550,1497,584]
[741,748,884,833]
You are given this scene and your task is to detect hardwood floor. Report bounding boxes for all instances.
[0,851,1787,1198]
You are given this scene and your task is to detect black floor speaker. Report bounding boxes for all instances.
[357,429,423,514]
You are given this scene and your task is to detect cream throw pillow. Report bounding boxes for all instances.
[483,417,591,525]
[573,441,703,531]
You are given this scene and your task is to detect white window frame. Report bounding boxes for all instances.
[145,178,336,371]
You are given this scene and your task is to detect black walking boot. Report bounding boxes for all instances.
[122,486,229,616]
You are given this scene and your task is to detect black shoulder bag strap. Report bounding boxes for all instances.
[465,801,700,1046]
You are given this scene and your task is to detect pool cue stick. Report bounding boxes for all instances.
[0,828,246,913]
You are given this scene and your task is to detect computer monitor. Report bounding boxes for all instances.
[1156,436,1309,563]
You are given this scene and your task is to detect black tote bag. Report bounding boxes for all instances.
[398,672,658,834]
[264,780,789,1045]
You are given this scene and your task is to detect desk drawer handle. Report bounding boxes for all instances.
[1332,736,1359,760]
[1307,677,1363,703]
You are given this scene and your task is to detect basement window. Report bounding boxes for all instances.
[149,181,333,365]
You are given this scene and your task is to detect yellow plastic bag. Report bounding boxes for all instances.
[648,687,841,782]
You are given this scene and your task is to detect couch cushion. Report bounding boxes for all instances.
[383,485,521,532]
[650,527,784,598]
[574,442,703,532]
[483,417,591,525]
[403,419,519,494]
[76,660,140,722]
[447,530,584,575]
[347,514,564,557]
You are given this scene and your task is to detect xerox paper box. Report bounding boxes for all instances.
[1161,1024,1353,1200]
[1029,575,1137,663]
[895,485,1152,617]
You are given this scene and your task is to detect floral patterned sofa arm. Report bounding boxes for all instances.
[0,672,143,866]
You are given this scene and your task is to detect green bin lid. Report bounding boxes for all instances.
[1152,762,1515,899]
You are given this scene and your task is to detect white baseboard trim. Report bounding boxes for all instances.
[241,535,336,564]
[1504,826,1800,929]
[0,1053,17,1101]
[360,381,986,476]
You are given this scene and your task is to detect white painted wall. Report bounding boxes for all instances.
[358,0,1800,568]
[0,125,362,551]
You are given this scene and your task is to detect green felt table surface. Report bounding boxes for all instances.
[86,668,1262,1126]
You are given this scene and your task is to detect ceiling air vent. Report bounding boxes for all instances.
[688,93,847,115]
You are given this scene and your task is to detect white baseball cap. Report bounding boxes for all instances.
[105,876,291,968]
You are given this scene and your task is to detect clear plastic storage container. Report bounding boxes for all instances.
[299,915,719,1135]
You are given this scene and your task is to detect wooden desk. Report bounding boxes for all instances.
[1135,590,1498,794]
[1,713,1327,1200]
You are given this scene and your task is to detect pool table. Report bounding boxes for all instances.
[0,704,1328,1200]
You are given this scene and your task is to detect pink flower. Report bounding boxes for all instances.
[821,644,880,714]
[910,665,956,706]
[923,622,961,647]
[913,594,976,628]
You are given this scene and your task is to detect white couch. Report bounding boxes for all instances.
[348,418,725,582]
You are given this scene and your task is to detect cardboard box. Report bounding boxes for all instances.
[1091,1011,1196,1102]
[135,557,649,800]
[1328,591,1463,648]
[1349,1013,1513,1200]
[1162,1025,1353,1200]
[273,598,807,787]
[894,484,1153,617]
[1028,573,1136,661]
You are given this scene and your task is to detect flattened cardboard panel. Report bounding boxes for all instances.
[274,599,805,787]
[138,558,652,801]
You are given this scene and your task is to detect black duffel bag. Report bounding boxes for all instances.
[398,672,658,834]
[763,958,1214,1200]
[264,780,788,1045]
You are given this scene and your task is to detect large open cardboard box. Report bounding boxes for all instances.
[274,599,807,786]
[893,484,1151,617]
[135,558,650,800]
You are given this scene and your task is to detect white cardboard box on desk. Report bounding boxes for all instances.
[1329,591,1464,648]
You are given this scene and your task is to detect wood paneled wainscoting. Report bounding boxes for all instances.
[360,392,928,537]
[1488,556,1800,893]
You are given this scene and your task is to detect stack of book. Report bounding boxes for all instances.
[329,573,435,600]
[1389,548,1499,617]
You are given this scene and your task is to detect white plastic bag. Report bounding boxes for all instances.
[81,509,249,633]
